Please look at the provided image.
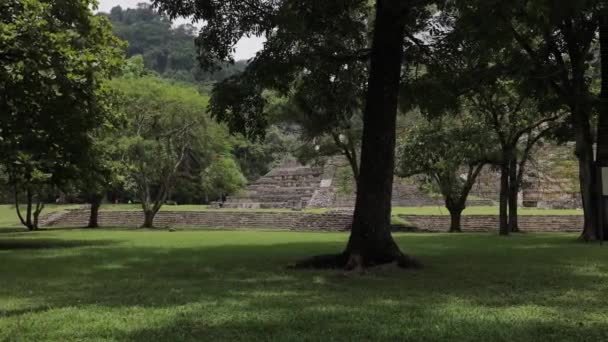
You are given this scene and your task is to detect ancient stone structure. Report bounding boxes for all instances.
[400,214,583,233]
[223,142,582,210]
[222,159,325,209]
[469,144,582,209]
[42,208,583,233]
[223,157,452,210]
[42,209,353,230]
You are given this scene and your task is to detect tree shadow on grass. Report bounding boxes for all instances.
[1,232,607,340]
[0,238,116,250]
[118,306,608,342]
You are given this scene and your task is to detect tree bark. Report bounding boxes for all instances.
[499,157,510,235]
[26,188,34,230]
[14,186,38,231]
[575,106,599,241]
[595,6,608,242]
[142,209,156,228]
[508,158,520,233]
[33,201,44,230]
[292,0,419,270]
[87,194,103,228]
[447,205,464,233]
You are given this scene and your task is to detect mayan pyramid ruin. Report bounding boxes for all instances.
[224,143,583,210]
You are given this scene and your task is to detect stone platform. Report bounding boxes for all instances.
[222,159,324,209]
[42,209,583,233]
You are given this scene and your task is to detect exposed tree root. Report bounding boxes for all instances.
[289,251,422,270]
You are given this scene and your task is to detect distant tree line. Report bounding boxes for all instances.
[101,4,248,84]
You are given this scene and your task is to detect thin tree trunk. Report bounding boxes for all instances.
[26,188,34,230]
[293,0,419,270]
[499,161,510,235]
[14,188,24,226]
[87,194,103,228]
[508,158,520,233]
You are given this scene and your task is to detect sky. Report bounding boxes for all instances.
[96,0,265,61]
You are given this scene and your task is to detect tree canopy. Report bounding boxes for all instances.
[103,4,248,84]
[0,0,124,229]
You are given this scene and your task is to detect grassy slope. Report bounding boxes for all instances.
[0,230,606,341]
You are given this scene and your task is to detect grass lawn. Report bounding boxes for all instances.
[0,230,606,341]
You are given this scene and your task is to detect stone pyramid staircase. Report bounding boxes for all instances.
[223,159,324,209]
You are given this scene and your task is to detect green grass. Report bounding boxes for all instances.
[392,206,584,216]
[0,230,607,341]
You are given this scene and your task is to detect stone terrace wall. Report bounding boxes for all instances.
[45,210,353,231]
[45,209,584,233]
[401,215,584,233]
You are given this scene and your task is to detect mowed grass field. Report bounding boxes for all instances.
[1,230,607,341]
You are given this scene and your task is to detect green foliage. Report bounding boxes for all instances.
[335,165,355,195]
[397,115,491,211]
[152,0,377,140]
[110,76,210,213]
[0,0,124,228]
[231,125,298,181]
[109,75,245,211]
[201,157,247,200]
[103,4,247,84]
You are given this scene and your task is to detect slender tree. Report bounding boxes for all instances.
[398,116,490,232]
[452,0,604,240]
[468,80,563,234]
[111,76,209,228]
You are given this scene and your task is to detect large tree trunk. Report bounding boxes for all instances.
[595,6,608,242]
[575,107,599,241]
[508,158,520,233]
[142,209,156,228]
[293,0,419,270]
[499,160,510,235]
[447,205,464,233]
[87,194,103,228]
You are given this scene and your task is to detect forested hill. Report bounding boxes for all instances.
[100,4,247,83]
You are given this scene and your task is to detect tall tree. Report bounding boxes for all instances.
[453,0,604,240]
[597,2,608,241]
[398,116,490,232]
[0,0,124,230]
[153,0,433,269]
[112,76,242,228]
[467,80,563,234]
